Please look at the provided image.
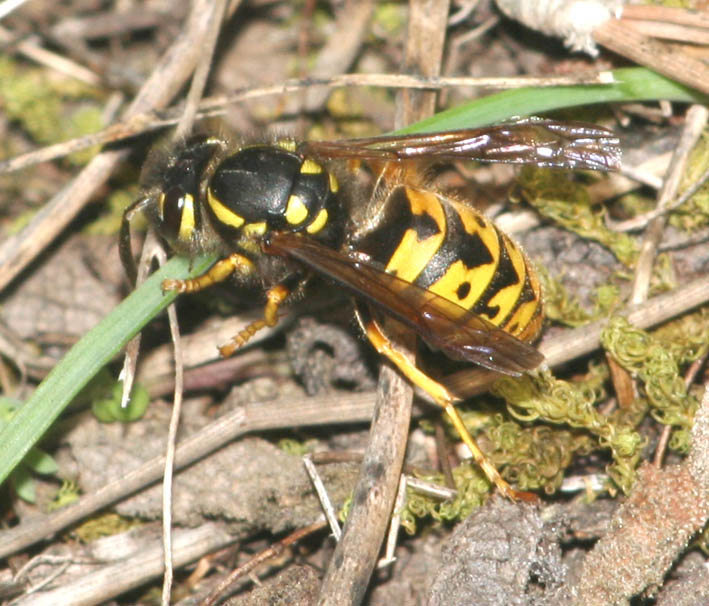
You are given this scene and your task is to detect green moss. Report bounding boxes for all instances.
[593,283,622,315]
[518,166,639,266]
[373,3,407,35]
[537,265,593,326]
[486,416,594,494]
[0,54,102,163]
[400,465,489,534]
[365,311,706,528]
[491,369,643,493]
[277,438,318,457]
[668,130,709,231]
[73,512,141,542]
[602,315,705,453]
[650,252,677,295]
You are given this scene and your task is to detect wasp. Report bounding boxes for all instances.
[120,118,621,500]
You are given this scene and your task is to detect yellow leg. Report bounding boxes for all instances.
[360,310,537,503]
[162,254,291,357]
[162,253,256,293]
[218,283,291,357]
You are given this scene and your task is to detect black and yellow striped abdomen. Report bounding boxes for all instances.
[349,184,543,344]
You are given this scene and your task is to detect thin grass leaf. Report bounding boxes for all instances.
[0,255,214,486]
[396,67,707,133]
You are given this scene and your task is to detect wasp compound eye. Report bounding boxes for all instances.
[159,184,199,243]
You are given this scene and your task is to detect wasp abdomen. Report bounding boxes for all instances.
[351,184,542,343]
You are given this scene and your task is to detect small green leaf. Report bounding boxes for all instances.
[92,382,150,423]
[11,466,35,503]
[22,447,59,475]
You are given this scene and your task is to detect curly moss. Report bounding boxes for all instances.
[653,308,709,365]
[602,316,703,452]
[650,252,677,295]
[518,166,639,266]
[491,369,643,493]
[277,438,318,456]
[537,265,593,326]
[73,512,141,542]
[400,465,489,534]
[401,359,640,528]
[486,416,594,494]
[538,267,623,326]
[594,283,622,315]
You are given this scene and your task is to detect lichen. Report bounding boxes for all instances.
[0,54,102,163]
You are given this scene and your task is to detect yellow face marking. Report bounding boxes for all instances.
[178,194,196,241]
[306,208,328,234]
[207,189,245,229]
[329,172,339,193]
[276,139,297,152]
[157,192,166,220]
[385,188,446,282]
[285,195,308,225]
[301,159,323,174]
[243,222,267,237]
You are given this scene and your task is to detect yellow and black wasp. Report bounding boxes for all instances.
[120,118,621,500]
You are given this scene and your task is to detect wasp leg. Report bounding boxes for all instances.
[162,253,256,293]
[218,283,291,357]
[161,253,288,355]
[356,304,537,503]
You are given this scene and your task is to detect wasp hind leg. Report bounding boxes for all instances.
[356,304,537,503]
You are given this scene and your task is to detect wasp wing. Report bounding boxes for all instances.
[300,118,620,172]
[268,232,544,376]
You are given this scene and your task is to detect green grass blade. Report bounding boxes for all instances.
[0,255,214,487]
[397,67,708,133]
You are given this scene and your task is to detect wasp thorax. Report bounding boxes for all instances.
[205,146,336,241]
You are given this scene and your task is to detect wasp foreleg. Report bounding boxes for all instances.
[218,283,291,357]
[162,253,256,293]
